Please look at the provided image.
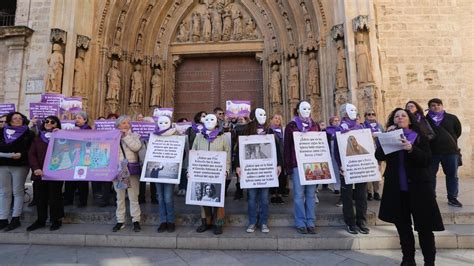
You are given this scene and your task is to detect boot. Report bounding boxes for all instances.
[196,218,210,233]
[213,225,223,235]
[5,217,21,231]
[0,219,8,230]
[233,182,243,200]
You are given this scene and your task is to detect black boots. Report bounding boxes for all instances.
[0,219,8,230]
[5,217,21,231]
[196,218,211,233]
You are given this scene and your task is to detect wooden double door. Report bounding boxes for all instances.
[175,56,263,121]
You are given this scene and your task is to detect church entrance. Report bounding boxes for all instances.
[174,56,263,121]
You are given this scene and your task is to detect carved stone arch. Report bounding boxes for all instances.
[310,0,329,47]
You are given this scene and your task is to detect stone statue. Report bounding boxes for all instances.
[130,64,143,104]
[288,58,299,100]
[136,34,143,51]
[232,10,243,40]
[245,18,257,39]
[336,39,348,89]
[305,19,314,39]
[307,51,320,95]
[211,9,222,41]
[177,21,189,42]
[106,60,121,101]
[222,9,232,41]
[118,11,126,26]
[355,32,374,84]
[45,43,64,93]
[300,2,309,15]
[150,68,162,106]
[203,11,212,42]
[114,27,122,45]
[139,19,146,33]
[271,64,282,104]
[191,11,201,42]
[72,49,86,96]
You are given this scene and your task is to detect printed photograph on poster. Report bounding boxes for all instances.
[336,129,381,184]
[60,97,82,120]
[186,150,226,208]
[238,135,278,189]
[293,131,336,185]
[153,108,173,118]
[225,100,251,118]
[140,134,186,184]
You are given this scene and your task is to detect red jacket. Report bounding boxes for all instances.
[28,136,48,180]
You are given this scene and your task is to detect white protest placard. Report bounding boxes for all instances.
[238,135,278,189]
[374,129,404,155]
[294,132,336,185]
[186,150,226,208]
[140,134,186,184]
[336,129,381,184]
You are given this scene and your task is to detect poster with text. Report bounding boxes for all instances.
[336,129,381,184]
[94,120,116,131]
[226,100,251,118]
[59,97,83,120]
[29,102,59,119]
[41,93,64,105]
[60,120,76,130]
[140,134,186,184]
[294,132,336,185]
[0,104,15,116]
[238,135,278,189]
[186,150,226,208]
[153,108,173,118]
[131,121,156,141]
[42,130,120,181]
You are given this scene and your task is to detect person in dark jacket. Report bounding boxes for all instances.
[26,116,64,231]
[405,100,436,141]
[268,113,286,204]
[0,112,35,231]
[425,98,463,207]
[376,108,444,266]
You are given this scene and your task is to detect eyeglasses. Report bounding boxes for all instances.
[217,112,224,115]
[366,113,376,116]
[44,119,57,125]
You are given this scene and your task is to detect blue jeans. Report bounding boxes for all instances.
[291,168,316,228]
[430,154,459,200]
[247,188,269,226]
[155,183,175,223]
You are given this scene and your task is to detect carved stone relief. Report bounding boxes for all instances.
[270,64,282,104]
[354,31,374,85]
[232,9,243,41]
[307,51,319,96]
[212,8,222,41]
[150,68,162,107]
[288,58,299,100]
[106,59,121,113]
[50,28,67,44]
[332,24,349,113]
[73,49,86,97]
[130,64,144,106]
[44,43,64,93]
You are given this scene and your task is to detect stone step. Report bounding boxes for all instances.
[0,224,472,250]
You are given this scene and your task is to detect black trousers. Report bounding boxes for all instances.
[91,181,113,205]
[270,172,287,195]
[341,177,367,226]
[139,181,157,201]
[395,191,436,265]
[36,180,64,223]
[64,181,89,205]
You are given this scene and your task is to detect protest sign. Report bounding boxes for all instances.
[42,130,121,181]
[238,135,278,189]
[59,97,82,120]
[186,150,226,208]
[131,121,156,141]
[336,129,381,184]
[153,108,173,118]
[29,103,59,119]
[60,120,76,130]
[41,93,64,105]
[293,131,336,185]
[140,134,186,184]
[225,100,251,118]
[94,120,116,131]
[0,104,15,116]
[374,129,405,155]
[174,122,192,135]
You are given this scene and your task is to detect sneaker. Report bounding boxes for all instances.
[177,189,186,197]
[448,198,463,207]
[374,192,381,201]
[157,223,168,233]
[314,193,319,204]
[357,224,370,234]
[133,222,141,232]
[246,224,256,233]
[50,221,62,231]
[112,223,125,232]
[367,193,373,201]
[261,224,270,233]
[296,227,307,234]
[27,221,45,232]
[346,225,358,234]
[336,198,343,207]
[307,226,316,234]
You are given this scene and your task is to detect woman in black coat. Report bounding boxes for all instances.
[375,108,444,266]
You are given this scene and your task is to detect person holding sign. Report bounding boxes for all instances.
[375,108,443,266]
[268,114,287,203]
[235,108,282,234]
[283,101,320,234]
[191,114,231,235]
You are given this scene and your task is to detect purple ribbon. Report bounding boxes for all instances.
[427,110,445,126]
[270,125,283,139]
[293,116,312,133]
[201,127,220,143]
[3,125,28,144]
[363,121,382,133]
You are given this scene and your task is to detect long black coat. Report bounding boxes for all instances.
[375,134,444,232]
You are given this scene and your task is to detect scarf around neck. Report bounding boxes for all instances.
[270,125,283,139]
[39,130,53,144]
[363,120,382,133]
[398,128,418,192]
[3,125,28,144]
[153,126,173,136]
[191,122,203,134]
[294,116,312,133]
[76,123,90,130]
[427,110,445,126]
[201,127,220,143]
[339,117,361,132]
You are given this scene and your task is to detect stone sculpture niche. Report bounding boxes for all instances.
[105,59,121,114]
[44,43,64,94]
[150,67,162,107]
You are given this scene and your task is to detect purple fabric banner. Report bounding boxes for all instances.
[0,104,16,116]
[29,102,60,119]
[42,129,121,181]
[94,120,116,131]
[131,121,156,141]
[226,100,251,118]
[41,93,64,105]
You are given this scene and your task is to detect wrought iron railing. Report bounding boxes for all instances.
[0,14,15,26]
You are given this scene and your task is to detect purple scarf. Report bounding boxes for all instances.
[270,125,283,140]
[3,125,28,144]
[153,126,172,136]
[76,123,90,130]
[363,121,382,133]
[39,130,53,144]
[257,124,266,135]
[294,116,312,133]
[339,117,362,132]
[398,128,418,192]
[325,125,338,138]
[191,123,203,134]
[201,127,220,143]
[415,113,422,123]
[427,110,445,126]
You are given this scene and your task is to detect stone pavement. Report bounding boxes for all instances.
[1,244,473,265]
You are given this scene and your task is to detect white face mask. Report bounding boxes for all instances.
[298,101,311,118]
[255,108,267,125]
[345,104,358,120]
[157,116,171,130]
[204,114,217,130]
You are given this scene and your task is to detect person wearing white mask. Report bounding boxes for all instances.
[283,101,320,234]
[191,114,231,235]
[235,108,283,233]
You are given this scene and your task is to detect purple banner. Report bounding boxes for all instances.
[60,97,83,120]
[175,122,192,135]
[94,120,116,131]
[60,120,76,130]
[0,104,16,116]
[131,121,156,141]
[153,108,173,118]
[226,100,251,118]
[29,103,59,119]
[42,130,121,181]
[41,93,64,105]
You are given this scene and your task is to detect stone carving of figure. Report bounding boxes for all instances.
[106,60,121,101]
[114,27,122,46]
[232,10,243,40]
[222,9,232,41]
[150,68,162,106]
[308,51,320,96]
[118,11,126,26]
[336,39,348,89]
[73,49,86,96]
[192,11,201,42]
[288,58,299,100]
[305,19,313,39]
[211,9,222,41]
[245,18,257,39]
[271,64,282,104]
[355,32,374,84]
[45,43,64,93]
[203,11,212,42]
[136,34,143,51]
[130,64,143,104]
[177,21,189,42]
[139,19,147,33]
[300,2,309,15]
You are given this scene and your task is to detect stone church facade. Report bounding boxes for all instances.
[0,0,472,176]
